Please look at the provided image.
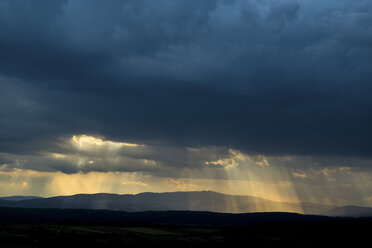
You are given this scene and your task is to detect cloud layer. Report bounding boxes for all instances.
[0,0,372,168]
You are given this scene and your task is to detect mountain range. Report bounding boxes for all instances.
[0,191,371,217]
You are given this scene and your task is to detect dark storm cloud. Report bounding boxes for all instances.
[0,0,372,166]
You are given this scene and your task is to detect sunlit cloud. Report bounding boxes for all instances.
[71,134,142,150]
[121,181,149,187]
[205,158,238,169]
[291,170,308,179]
[205,149,270,169]
[317,166,352,177]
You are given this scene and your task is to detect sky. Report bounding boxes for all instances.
[0,0,372,207]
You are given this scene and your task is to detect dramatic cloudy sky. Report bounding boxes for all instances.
[0,0,372,207]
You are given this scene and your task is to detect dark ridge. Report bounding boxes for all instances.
[0,196,43,201]
[327,205,372,217]
[0,207,342,226]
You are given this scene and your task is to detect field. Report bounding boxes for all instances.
[0,219,370,248]
[0,207,370,247]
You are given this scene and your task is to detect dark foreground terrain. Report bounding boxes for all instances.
[0,207,370,247]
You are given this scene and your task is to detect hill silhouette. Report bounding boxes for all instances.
[0,207,337,226]
[0,191,370,217]
[0,191,331,214]
[327,206,372,217]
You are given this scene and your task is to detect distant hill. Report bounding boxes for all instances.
[327,206,372,217]
[2,191,369,217]
[0,191,335,215]
[0,196,42,201]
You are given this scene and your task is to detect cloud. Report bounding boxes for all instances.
[0,134,232,174]
[205,149,270,169]
[121,181,149,187]
[0,0,371,166]
[291,170,307,179]
[2,133,371,185]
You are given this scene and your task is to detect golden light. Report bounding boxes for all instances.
[71,134,142,151]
